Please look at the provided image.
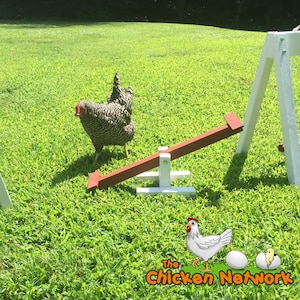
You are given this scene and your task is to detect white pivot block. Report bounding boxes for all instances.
[159,153,171,187]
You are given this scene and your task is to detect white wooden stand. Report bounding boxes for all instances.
[236,30,300,187]
[136,147,196,196]
[0,174,12,208]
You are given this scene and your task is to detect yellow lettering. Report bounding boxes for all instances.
[146,270,157,285]
[274,273,281,284]
[167,269,172,285]
[172,273,181,285]
[156,269,167,285]
[203,273,214,285]
[192,273,202,284]
[233,273,243,285]
[280,271,294,285]
[264,273,274,285]
[180,271,193,285]
[247,272,265,285]
[219,270,233,285]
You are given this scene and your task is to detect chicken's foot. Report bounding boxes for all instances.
[192,258,200,267]
[200,261,212,273]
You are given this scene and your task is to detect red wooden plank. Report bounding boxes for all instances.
[96,154,160,189]
[87,170,101,190]
[87,113,243,191]
[224,112,243,131]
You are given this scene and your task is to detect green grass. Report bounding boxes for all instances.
[0,21,299,299]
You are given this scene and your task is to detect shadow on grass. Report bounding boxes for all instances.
[51,149,123,187]
[195,187,223,207]
[109,183,137,195]
[223,153,288,190]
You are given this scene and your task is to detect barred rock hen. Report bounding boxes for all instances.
[75,74,135,162]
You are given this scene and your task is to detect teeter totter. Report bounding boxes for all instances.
[87,112,243,194]
[87,29,300,193]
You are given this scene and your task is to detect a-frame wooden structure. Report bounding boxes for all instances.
[236,30,300,187]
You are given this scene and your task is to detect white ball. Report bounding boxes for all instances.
[255,252,281,270]
[226,250,248,269]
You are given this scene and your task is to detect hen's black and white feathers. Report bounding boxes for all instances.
[76,73,135,158]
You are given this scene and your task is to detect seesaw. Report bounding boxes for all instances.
[87,112,243,193]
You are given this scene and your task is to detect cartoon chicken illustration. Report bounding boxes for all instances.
[186,217,232,273]
[265,248,275,268]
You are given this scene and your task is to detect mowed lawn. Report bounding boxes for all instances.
[0,21,299,299]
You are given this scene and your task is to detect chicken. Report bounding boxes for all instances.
[186,217,232,273]
[75,74,135,162]
[265,248,275,268]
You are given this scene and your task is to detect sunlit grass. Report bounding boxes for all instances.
[0,21,299,299]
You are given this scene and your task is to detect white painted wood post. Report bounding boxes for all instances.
[0,174,12,208]
[273,33,300,186]
[236,33,274,153]
[157,146,170,187]
[158,153,171,187]
[236,31,300,187]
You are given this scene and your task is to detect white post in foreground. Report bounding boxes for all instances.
[0,174,12,208]
[236,30,300,187]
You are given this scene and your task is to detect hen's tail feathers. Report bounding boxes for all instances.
[127,86,133,94]
[220,229,232,246]
[114,72,120,86]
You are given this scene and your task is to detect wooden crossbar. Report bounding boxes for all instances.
[87,112,243,191]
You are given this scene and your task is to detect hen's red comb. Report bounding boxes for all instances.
[187,217,198,223]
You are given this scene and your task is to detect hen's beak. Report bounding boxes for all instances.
[75,109,80,117]
[186,223,191,233]
[75,103,82,117]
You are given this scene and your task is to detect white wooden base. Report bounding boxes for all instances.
[136,186,196,196]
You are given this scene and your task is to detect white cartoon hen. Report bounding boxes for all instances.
[186,217,232,273]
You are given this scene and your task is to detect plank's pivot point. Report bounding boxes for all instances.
[159,153,171,187]
[136,147,195,196]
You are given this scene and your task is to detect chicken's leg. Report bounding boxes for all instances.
[124,144,128,157]
[200,261,212,273]
[93,152,101,164]
[92,144,103,165]
[192,258,200,267]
